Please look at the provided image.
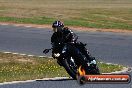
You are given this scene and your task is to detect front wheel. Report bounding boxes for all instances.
[61,57,78,79]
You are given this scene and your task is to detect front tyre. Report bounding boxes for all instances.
[61,58,77,79]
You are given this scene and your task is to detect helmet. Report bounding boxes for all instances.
[52,21,64,28]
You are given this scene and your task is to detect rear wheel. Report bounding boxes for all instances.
[62,57,100,79]
[88,64,100,74]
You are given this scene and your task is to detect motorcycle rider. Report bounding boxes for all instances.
[44,20,96,66]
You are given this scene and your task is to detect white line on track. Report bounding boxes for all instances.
[38,56,46,58]
[3,51,47,58]
[0,77,72,85]
[3,52,12,54]
[27,55,34,57]
[12,53,19,55]
[0,80,35,85]
[19,54,26,56]
[36,77,72,81]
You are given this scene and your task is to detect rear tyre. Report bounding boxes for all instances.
[77,76,86,85]
[89,64,100,74]
[61,58,100,79]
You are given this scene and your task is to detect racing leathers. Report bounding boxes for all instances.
[51,27,94,65]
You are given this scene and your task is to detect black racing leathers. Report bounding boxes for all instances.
[51,27,93,62]
[51,27,77,45]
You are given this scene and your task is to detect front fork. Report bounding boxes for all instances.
[55,44,68,66]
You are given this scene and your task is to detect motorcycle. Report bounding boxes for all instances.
[43,42,100,79]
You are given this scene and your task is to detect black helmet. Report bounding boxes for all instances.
[52,21,64,28]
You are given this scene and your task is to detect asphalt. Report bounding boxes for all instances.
[0,24,132,88]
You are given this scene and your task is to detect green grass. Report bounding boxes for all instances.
[0,52,124,83]
[0,16,55,24]
[0,52,68,83]
[98,62,124,73]
[0,0,132,30]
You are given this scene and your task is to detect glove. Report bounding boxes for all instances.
[43,49,50,54]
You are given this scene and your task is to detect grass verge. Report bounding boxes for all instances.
[0,0,132,30]
[0,16,132,30]
[0,52,124,83]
